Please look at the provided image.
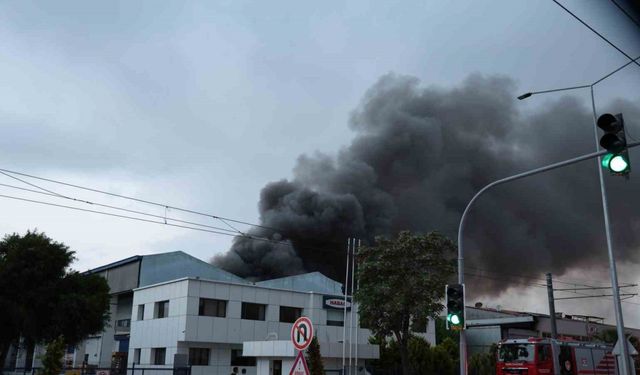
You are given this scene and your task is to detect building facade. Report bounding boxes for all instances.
[2,251,395,375]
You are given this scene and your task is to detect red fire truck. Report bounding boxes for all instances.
[496,337,622,375]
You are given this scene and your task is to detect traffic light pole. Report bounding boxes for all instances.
[456,141,640,375]
[590,88,632,375]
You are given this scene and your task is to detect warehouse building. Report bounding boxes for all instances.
[465,304,640,355]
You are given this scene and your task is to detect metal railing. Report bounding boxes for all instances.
[5,365,191,375]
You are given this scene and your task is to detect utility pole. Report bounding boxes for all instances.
[546,273,558,339]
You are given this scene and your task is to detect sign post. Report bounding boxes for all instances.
[289,316,314,375]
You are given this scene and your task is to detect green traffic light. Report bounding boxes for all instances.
[602,153,629,173]
[610,155,629,173]
[449,314,461,325]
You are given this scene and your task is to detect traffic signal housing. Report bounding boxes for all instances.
[597,113,630,176]
[446,283,465,331]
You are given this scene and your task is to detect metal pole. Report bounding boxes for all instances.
[349,238,356,374]
[354,239,360,373]
[342,238,351,374]
[546,273,558,339]
[457,141,640,375]
[589,87,631,375]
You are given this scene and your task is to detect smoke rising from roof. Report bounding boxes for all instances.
[212,73,640,294]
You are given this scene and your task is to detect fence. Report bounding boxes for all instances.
[5,365,191,375]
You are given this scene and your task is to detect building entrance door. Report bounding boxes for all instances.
[271,360,282,375]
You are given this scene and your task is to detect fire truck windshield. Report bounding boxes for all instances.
[498,344,535,363]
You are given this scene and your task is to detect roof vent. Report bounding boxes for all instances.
[475,302,483,308]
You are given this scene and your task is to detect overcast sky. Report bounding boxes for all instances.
[2,1,640,326]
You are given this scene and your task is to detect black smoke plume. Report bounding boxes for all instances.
[212,73,640,294]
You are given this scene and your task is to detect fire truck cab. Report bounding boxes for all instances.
[496,337,619,375]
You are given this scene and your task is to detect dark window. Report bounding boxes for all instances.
[133,349,141,365]
[116,319,131,328]
[155,301,169,319]
[241,302,266,321]
[152,348,166,365]
[537,345,551,362]
[230,349,256,366]
[279,306,302,323]
[189,348,210,366]
[137,304,145,320]
[199,298,227,317]
[326,309,344,327]
[411,315,427,333]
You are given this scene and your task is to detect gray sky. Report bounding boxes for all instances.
[2,1,640,326]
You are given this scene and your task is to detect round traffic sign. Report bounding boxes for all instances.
[291,316,314,351]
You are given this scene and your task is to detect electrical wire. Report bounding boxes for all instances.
[465,266,640,304]
[610,0,640,29]
[0,184,346,256]
[0,167,283,233]
[552,0,640,69]
[465,265,635,289]
[0,182,239,234]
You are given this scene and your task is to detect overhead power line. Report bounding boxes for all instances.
[0,171,343,255]
[0,167,282,233]
[610,0,640,29]
[465,265,634,289]
[0,182,239,234]
[552,0,640,69]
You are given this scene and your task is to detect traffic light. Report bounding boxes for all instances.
[445,283,465,331]
[597,113,630,175]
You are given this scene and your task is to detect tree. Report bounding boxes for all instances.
[0,230,111,371]
[305,337,325,375]
[38,336,65,375]
[371,335,457,375]
[355,231,456,375]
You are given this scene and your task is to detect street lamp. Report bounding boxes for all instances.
[513,56,640,375]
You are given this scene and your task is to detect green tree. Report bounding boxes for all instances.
[0,230,111,370]
[355,231,456,375]
[38,336,66,375]
[468,351,495,375]
[305,337,325,375]
[371,335,458,375]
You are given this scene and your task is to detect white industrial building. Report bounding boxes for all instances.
[3,251,436,375]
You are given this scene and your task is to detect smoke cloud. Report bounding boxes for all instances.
[212,73,640,294]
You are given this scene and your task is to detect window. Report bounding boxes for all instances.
[155,301,169,319]
[116,319,131,328]
[188,348,210,366]
[199,298,227,317]
[133,349,141,365]
[411,315,427,333]
[152,348,166,365]
[279,306,302,323]
[326,309,344,327]
[241,302,266,321]
[230,349,256,367]
[137,305,145,320]
[537,345,551,363]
